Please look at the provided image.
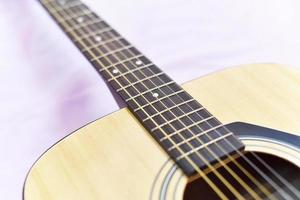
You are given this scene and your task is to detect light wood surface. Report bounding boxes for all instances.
[184,63,300,137]
[24,64,300,200]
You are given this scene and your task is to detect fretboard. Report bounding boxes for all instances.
[40,0,244,177]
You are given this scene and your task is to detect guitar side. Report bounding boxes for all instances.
[23,64,300,200]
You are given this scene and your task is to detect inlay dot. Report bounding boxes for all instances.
[95,36,102,42]
[152,93,159,98]
[135,60,143,65]
[77,17,84,23]
[112,69,119,74]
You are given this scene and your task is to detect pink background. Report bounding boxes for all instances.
[1,0,300,199]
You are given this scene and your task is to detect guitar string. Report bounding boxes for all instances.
[252,153,300,198]
[92,20,289,200]
[93,16,299,199]
[64,8,278,200]
[55,6,249,200]
[63,9,291,200]
[41,1,229,199]
[42,0,297,199]
[83,5,298,199]
[67,6,293,200]
[48,1,298,198]
[59,3,276,199]
[51,1,260,198]
[43,1,290,198]
[44,0,292,198]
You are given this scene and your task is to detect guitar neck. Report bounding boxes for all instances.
[40,0,244,176]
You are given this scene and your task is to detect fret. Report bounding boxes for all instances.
[67,2,92,15]
[81,36,124,53]
[168,122,226,151]
[82,39,130,61]
[149,98,196,122]
[90,45,133,62]
[108,63,154,82]
[45,4,106,36]
[125,71,162,94]
[58,11,97,25]
[54,9,92,23]
[123,86,185,116]
[142,99,196,121]
[42,0,78,6]
[119,82,172,105]
[133,90,185,111]
[150,107,208,132]
[80,36,123,55]
[93,49,141,71]
[160,119,222,142]
[56,5,101,29]
[66,21,109,37]
[98,55,145,72]
[149,86,186,108]
[120,74,169,97]
[63,18,104,33]
[99,53,144,71]
[74,27,115,42]
[42,1,83,14]
[40,0,245,177]
[176,132,233,161]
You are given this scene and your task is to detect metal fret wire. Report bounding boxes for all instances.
[84,6,297,199]
[72,8,291,200]
[64,18,104,33]
[74,27,112,42]
[132,89,186,111]
[151,107,209,132]
[46,0,81,12]
[41,1,228,199]
[44,0,290,198]
[117,72,166,93]
[99,55,145,72]
[82,36,123,51]
[88,19,284,200]
[53,1,298,198]
[46,1,246,196]
[89,45,134,61]
[44,1,292,198]
[111,63,155,83]
[55,9,91,22]
[99,16,298,200]
[41,0,298,198]
[56,6,263,200]
[56,6,247,199]
[140,98,196,118]
[83,3,299,197]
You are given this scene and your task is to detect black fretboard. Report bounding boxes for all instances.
[40,0,245,177]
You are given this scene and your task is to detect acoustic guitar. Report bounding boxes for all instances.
[24,0,300,199]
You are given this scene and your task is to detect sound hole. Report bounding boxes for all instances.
[184,152,300,199]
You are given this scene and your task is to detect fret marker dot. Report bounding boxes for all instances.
[95,36,102,42]
[135,60,143,65]
[112,69,119,74]
[77,17,84,23]
[152,93,159,98]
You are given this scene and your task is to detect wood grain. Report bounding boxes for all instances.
[24,64,300,200]
[184,64,300,137]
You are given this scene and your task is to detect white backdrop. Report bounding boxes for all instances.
[1,0,300,199]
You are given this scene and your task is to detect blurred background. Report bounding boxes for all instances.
[1,0,300,199]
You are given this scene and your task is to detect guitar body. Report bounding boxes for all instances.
[24,64,300,200]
